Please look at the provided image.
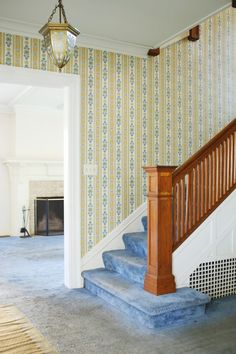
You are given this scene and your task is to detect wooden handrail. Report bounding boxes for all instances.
[144,118,236,295]
[173,119,236,177]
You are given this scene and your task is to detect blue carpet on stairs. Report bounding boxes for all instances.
[123,231,147,257]
[82,215,210,328]
[102,249,147,284]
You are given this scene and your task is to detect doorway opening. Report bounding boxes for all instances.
[0,65,82,289]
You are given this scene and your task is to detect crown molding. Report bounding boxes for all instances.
[13,104,63,113]
[77,33,149,58]
[0,103,62,114]
[156,2,231,49]
[0,17,149,58]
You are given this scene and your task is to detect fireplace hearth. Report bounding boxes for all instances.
[35,197,64,236]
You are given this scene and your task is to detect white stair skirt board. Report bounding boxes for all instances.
[0,65,81,289]
[82,202,147,272]
[173,189,236,288]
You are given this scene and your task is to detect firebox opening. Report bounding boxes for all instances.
[35,197,64,236]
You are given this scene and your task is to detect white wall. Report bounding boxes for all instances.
[0,105,64,236]
[14,106,64,160]
[0,111,13,235]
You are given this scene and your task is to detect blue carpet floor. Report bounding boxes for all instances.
[0,236,236,353]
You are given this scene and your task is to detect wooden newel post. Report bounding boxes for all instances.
[144,166,177,295]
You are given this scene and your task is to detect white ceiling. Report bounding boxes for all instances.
[0,0,231,56]
[0,84,64,111]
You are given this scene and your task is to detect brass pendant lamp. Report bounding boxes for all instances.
[39,0,80,71]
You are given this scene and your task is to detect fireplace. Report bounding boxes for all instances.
[34,197,64,236]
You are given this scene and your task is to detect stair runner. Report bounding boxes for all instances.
[82,216,210,328]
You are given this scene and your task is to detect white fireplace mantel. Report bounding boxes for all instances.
[4,159,64,235]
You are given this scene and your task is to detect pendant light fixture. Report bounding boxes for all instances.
[39,0,80,71]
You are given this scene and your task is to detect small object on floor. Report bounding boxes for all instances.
[0,304,58,353]
[20,206,31,238]
[20,227,31,238]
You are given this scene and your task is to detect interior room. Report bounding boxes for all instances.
[0,83,64,238]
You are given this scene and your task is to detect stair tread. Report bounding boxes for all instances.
[82,268,210,317]
[103,249,147,265]
[123,231,147,240]
[103,249,147,267]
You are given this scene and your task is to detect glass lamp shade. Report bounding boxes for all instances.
[39,23,80,69]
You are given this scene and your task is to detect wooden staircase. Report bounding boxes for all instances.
[144,118,236,295]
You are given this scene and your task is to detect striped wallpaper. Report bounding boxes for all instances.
[0,8,236,255]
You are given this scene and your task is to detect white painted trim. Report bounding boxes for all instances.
[156,2,231,49]
[9,86,32,106]
[82,202,146,272]
[77,34,149,58]
[13,104,63,114]
[64,81,82,288]
[160,31,189,50]
[0,17,41,39]
[0,64,81,289]
[0,104,63,114]
[3,159,63,165]
[0,17,149,58]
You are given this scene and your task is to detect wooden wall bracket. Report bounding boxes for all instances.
[143,166,177,296]
[233,0,236,8]
[188,25,200,42]
[147,48,160,57]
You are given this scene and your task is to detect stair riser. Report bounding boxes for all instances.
[141,216,147,231]
[84,278,207,329]
[103,253,146,284]
[123,235,147,257]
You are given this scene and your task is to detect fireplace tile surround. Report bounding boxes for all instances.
[30,182,64,234]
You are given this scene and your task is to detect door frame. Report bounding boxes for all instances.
[0,64,82,288]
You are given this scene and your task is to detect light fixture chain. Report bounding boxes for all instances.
[47,0,68,23]
[47,3,59,23]
[59,0,68,23]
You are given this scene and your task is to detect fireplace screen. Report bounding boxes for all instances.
[35,197,64,236]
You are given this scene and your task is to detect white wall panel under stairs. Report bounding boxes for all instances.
[173,189,236,288]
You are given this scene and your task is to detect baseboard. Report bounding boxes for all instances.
[81,202,147,272]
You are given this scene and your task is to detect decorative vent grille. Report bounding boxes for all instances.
[189,259,236,299]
